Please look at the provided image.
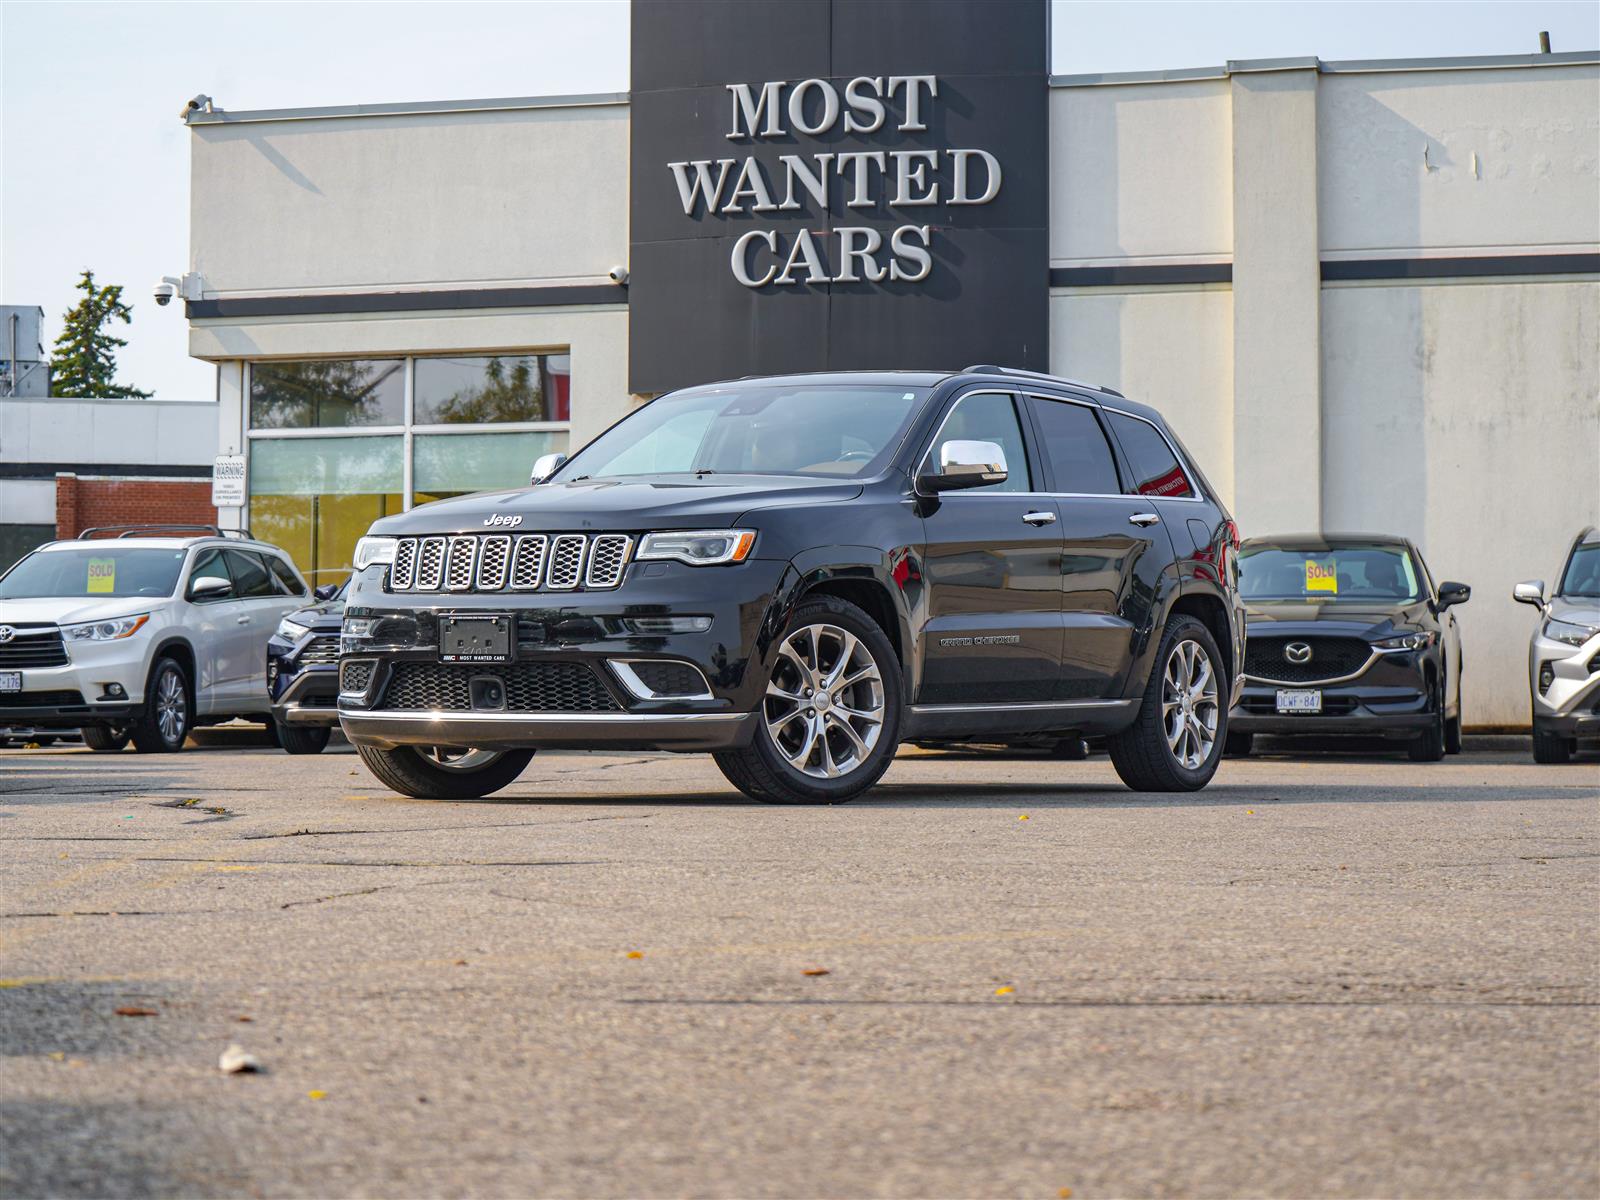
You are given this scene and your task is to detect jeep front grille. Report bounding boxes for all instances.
[385,533,631,594]
[378,661,621,712]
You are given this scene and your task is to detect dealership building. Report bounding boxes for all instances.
[179,1,1598,727]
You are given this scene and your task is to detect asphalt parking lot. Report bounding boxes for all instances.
[1,737,1596,1199]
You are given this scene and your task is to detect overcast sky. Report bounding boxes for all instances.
[3,0,1595,401]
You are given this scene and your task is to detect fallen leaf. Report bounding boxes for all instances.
[625,951,644,960]
[218,1044,261,1074]
[1018,814,1030,821]
[1059,1189,1073,1198]
[47,1051,65,1062]
[307,1090,326,1100]
[801,968,830,977]
[453,959,468,967]
[57,853,68,860]
[236,1015,253,1023]
[1245,809,1254,815]
[114,1006,157,1017]
[994,986,1015,996]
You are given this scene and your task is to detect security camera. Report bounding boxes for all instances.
[153,281,177,307]
[181,94,215,120]
[608,265,630,286]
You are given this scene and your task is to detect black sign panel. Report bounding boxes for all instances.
[629,0,1049,394]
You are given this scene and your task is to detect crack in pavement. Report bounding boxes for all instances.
[128,856,607,868]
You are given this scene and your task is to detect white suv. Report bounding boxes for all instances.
[0,526,314,752]
[1515,526,1600,763]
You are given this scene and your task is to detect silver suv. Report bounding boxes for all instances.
[1514,526,1600,763]
[0,526,312,752]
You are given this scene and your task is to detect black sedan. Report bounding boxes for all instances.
[1228,535,1469,761]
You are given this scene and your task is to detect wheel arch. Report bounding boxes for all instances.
[1166,591,1235,687]
[148,637,198,699]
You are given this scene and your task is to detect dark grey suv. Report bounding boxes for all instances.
[338,366,1244,802]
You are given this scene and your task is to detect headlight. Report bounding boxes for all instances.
[62,614,149,642]
[1374,631,1436,651]
[275,616,311,641]
[1543,618,1600,646]
[636,529,756,566]
[353,536,399,570]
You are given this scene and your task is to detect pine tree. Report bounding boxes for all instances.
[49,270,152,398]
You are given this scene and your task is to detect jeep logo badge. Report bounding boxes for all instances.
[1284,641,1313,664]
[483,514,523,528]
[0,626,13,644]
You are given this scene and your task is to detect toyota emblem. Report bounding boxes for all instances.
[0,626,14,644]
[1284,641,1313,664]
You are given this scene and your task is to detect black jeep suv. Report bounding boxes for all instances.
[338,367,1244,803]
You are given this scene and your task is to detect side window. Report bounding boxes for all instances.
[265,554,307,596]
[931,392,1031,493]
[224,550,278,599]
[1105,412,1195,499]
[1027,397,1122,495]
[187,549,234,602]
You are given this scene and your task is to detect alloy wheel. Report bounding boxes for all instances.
[764,622,885,779]
[422,747,503,772]
[155,668,187,745]
[1161,638,1219,770]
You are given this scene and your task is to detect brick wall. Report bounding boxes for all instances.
[55,474,217,538]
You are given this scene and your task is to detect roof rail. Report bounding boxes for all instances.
[77,524,251,541]
[962,364,1125,398]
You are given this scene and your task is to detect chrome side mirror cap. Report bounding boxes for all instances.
[922,439,1009,492]
[530,452,568,485]
[1513,579,1546,607]
[189,576,233,600]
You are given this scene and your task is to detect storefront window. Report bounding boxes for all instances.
[414,354,568,424]
[251,359,405,429]
[412,430,570,505]
[248,436,403,586]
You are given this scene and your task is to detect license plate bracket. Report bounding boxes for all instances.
[1276,688,1322,714]
[0,671,20,693]
[439,614,512,664]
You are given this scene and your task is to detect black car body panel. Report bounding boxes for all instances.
[1230,535,1465,740]
[339,369,1245,756]
[267,596,345,727]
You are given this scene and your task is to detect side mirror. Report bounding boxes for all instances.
[921,440,1009,493]
[531,452,568,485]
[1436,581,1471,610]
[189,576,232,601]
[1513,579,1546,607]
[314,583,339,602]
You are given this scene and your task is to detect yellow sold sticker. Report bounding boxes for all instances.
[86,558,116,594]
[1305,559,1337,594]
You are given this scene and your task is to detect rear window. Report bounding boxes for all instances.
[0,547,187,599]
[1105,411,1195,499]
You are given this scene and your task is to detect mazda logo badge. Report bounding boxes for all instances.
[0,626,14,644]
[1284,641,1313,664]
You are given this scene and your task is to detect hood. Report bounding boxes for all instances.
[0,597,162,627]
[369,476,865,536]
[1243,598,1435,639]
[1548,595,1600,628]
[287,598,346,631]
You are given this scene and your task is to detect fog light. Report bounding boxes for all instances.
[1538,662,1555,695]
[624,616,713,635]
[102,683,126,700]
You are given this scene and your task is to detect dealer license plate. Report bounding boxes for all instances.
[438,614,512,664]
[1276,688,1322,714]
[0,672,20,693]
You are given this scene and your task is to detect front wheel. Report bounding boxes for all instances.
[81,725,131,752]
[356,744,534,799]
[130,658,192,753]
[1107,616,1226,792]
[1408,682,1447,762]
[1532,727,1572,764]
[276,721,331,755]
[714,595,903,804]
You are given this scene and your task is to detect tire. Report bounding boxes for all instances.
[1532,728,1572,765]
[356,744,534,799]
[1224,730,1253,757]
[1107,615,1227,792]
[714,594,903,804]
[81,725,131,753]
[1445,713,1463,755]
[1408,682,1447,762]
[276,721,331,755]
[130,658,192,753]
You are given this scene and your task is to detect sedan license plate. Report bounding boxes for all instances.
[0,671,19,693]
[1276,688,1322,714]
[439,615,512,664]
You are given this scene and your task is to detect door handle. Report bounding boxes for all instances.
[1129,512,1161,527]
[1021,511,1057,526]
[235,615,251,625]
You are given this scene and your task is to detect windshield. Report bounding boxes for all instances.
[1239,544,1422,604]
[1559,543,1600,599]
[0,547,188,600]
[554,384,929,481]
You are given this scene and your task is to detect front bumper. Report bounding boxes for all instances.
[336,556,789,752]
[1529,630,1600,723]
[0,635,152,729]
[1229,649,1435,738]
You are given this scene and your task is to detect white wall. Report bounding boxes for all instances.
[1322,278,1600,727]
[190,103,629,295]
[0,397,217,467]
